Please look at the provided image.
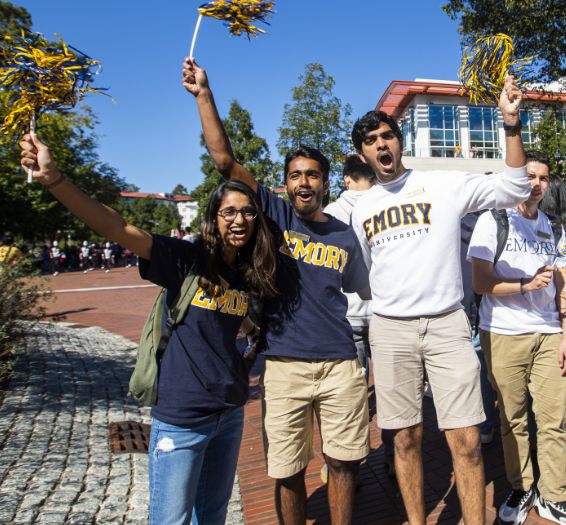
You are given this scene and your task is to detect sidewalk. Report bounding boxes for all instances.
[1,267,551,524]
[0,322,244,524]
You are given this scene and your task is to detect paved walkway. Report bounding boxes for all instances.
[1,267,551,524]
[0,321,244,524]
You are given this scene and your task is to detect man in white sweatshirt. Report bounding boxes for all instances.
[351,76,531,525]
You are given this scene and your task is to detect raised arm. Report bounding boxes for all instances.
[20,134,153,260]
[499,75,526,169]
[182,58,257,192]
[458,76,529,213]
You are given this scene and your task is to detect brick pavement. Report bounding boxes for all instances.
[42,267,158,342]
[31,267,555,524]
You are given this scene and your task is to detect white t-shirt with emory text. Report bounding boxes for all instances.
[467,208,565,335]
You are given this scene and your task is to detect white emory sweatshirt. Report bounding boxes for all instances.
[324,190,373,327]
[351,165,529,318]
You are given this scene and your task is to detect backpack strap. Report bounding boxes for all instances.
[490,208,509,265]
[156,270,201,361]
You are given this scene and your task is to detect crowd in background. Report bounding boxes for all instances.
[0,237,137,276]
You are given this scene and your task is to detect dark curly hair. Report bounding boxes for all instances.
[525,150,551,172]
[284,145,330,183]
[199,180,277,298]
[351,110,403,152]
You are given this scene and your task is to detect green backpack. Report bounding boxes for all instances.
[128,270,201,406]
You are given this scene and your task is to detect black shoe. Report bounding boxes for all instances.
[498,487,536,524]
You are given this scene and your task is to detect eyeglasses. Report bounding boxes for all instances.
[217,206,258,221]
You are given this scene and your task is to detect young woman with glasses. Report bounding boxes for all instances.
[20,133,277,525]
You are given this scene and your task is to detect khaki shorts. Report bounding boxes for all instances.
[261,357,370,479]
[369,309,485,430]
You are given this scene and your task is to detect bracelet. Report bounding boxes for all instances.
[503,121,522,134]
[43,173,65,190]
[520,277,526,295]
[244,325,257,337]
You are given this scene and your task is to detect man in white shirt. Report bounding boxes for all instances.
[351,76,530,525]
[468,151,566,525]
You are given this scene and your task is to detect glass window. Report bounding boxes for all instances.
[468,107,499,157]
[429,106,443,129]
[430,129,444,142]
[428,105,460,158]
[520,109,536,146]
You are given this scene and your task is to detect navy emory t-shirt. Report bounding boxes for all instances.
[139,234,249,426]
[257,184,369,360]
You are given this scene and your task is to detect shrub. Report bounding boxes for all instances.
[0,257,51,349]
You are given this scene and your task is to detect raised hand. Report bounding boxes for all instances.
[182,57,210,98]
[20,133,61,185]
[499,75,522,124]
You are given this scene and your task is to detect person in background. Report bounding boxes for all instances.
[539,174,566,224]
[103,241,114,272]
[50,240,63,276]
[0,236,22,265]
[325,155,376,376]
[183,226,198,243]
[469,151,566,525]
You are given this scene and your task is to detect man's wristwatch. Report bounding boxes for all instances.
[503,121,522,133]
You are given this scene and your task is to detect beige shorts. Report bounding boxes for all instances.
[369,308,485,430]
[261,357,370,479]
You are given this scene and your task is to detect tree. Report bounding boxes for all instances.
[532,110,566,174]
[172,184,189,196]
[0,108,129,241]
[0,1,31,39]
[116,197,180,237]
[442,0,565,85]
[0,3,129,242]
[191,100,274,224]
[277,63,353,190]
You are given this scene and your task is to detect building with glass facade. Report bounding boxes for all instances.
[376,79,566,172]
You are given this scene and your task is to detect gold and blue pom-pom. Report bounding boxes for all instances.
[459,33,534,105]
[198,0,274,38]
[0,31,108,143]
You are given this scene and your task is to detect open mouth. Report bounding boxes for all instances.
[296,190,314,205]
[229,227,248,240]
[378,152,393,170]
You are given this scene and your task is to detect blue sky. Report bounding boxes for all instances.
[17,0,465,193]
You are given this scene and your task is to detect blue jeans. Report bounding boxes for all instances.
[149,406,244,525]
[473,330,496,434]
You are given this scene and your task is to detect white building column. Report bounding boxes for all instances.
[414,103,430,158]
[458,106,469,158]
